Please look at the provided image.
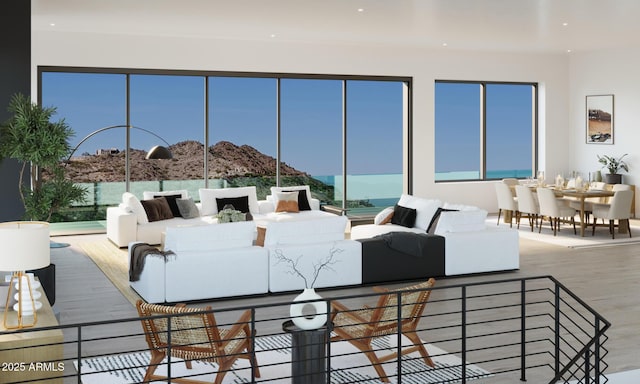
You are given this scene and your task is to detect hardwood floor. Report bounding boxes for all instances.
[49,226,640,379]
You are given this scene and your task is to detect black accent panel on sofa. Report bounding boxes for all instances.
[29,263,56,306]
[358,233,445,284]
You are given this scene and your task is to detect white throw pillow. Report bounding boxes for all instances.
[434,209,488,235]
[122,192,148,224]
[442,202,480,211]
[270,186,312,208]
[397,194,442,231]
[199,186,259,216]
[374,207,395,225]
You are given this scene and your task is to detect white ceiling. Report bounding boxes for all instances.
[32,0,640,54]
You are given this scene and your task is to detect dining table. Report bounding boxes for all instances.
[559,189,614,237]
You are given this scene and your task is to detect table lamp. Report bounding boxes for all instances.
[0,221,50,329]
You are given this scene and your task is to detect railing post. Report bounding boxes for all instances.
[461,286,467,384]
[326,298,332,384]
[595,318,601,384]
[520,279,527,382]
[397,291,403,383]
[167,313,172,383]
[76,326,82,383]
[584,348,591,384]
[251,308,256,383]
[555,284,561,378]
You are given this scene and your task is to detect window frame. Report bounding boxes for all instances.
[434,79,538,182]
[38,66,413,212]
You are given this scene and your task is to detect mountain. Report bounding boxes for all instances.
[64,140,310,183]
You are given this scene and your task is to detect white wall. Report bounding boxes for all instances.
[32,30,571,212]
[569,48,640,216]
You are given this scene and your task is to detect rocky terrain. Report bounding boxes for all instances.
[63,140,336,202]
[65,140,308,182]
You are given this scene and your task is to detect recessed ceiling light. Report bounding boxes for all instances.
[270,34,276,38]
[357,8,364,12]
[567,49,572,53]
[49,23,56,27]
[442,42,448,47]
[562,22,568,26]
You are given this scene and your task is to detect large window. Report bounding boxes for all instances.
[39,68,410,223]
[209,77,277,198]
[435,81,536,181]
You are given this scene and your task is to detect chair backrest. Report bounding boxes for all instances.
[515,185,539,214]
[371,278,435,332]
[536,188,561,217]
[611,183,632,192]
[607,190,633,219]
[495,182,517,211]
[501,178,519,186]
[136,300,222,359]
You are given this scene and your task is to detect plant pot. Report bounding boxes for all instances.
[605,173,622,184]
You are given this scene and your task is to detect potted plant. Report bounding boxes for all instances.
[0,93,86,221]
[597,153,629,184]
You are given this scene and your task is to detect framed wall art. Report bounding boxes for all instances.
[586,94,614,144]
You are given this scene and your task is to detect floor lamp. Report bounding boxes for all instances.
[0,221,51,329]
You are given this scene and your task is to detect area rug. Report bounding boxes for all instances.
[79,240,142,305]
[75,333,491,384]
[490,217,640,249]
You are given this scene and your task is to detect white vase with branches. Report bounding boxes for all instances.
[273,245,343,330]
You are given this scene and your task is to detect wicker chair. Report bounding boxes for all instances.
[330,278,436,382]
[136,300,260,384]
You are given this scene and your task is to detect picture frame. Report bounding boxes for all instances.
[586,94,614,144]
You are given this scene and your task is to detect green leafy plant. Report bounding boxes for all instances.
[0,93,86,221]
[597,153,629,175]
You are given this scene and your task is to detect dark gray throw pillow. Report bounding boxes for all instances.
[176,197,200,219]
[153,193,182,217]
[390,204,417,228]
[140,197,174,222]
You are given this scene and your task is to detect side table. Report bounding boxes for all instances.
[282,320,329,384]
[0,282,64,384]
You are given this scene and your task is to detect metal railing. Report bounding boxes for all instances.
[0,275,610,384]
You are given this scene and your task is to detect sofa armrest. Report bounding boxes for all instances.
[310,198,321,211]
[258,199,274,214]
[107,206,138,248]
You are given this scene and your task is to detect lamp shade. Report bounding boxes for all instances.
[0,221,50,271]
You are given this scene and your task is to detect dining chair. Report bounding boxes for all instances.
[330,279,436,383]
[591,189,633,239]
[136,300,260,384]
[501,178,519,186]
[566,181,609,221]
[514,185,539,231]
[495,182,518,227]
[537,187,576,236]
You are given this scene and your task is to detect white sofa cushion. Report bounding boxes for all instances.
[199,186,259,216]
[165,221,255,252]
[264,216,348,246]
[122,192,148,224]
[398,194,442,231]
[434,209,488,235]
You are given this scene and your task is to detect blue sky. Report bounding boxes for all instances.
[41,72,403,176]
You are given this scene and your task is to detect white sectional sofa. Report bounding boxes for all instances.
[129,221,269,303]
[263,215,362,292]
[350,194,519,276]
[107,185,334,247]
